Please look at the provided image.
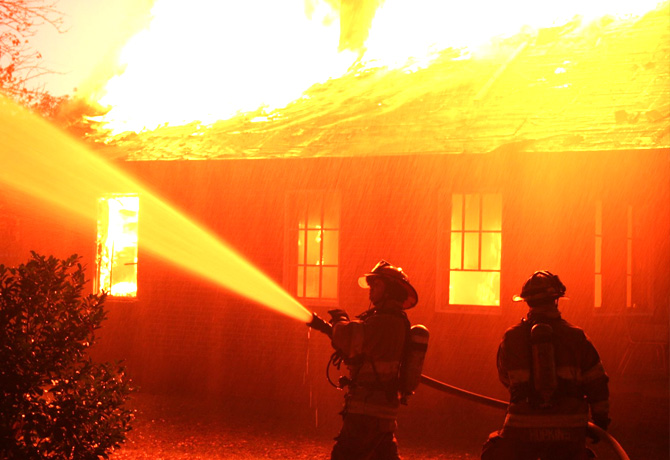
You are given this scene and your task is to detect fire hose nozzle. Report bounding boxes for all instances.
[307,312,333,337]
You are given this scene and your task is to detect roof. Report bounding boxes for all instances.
[103,2,670,161]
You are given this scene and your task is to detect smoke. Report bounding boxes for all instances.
[338,0,386,53]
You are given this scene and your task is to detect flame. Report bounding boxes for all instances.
[364,0,663,67]
[99,0,353,133]
[97,195,139,297]
[97,0,664,134]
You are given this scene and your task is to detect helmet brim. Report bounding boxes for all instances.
[359,274,418,309]
[358,275,373,289]
[512,294,569,302]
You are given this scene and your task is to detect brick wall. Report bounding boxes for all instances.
[3,150,668,432]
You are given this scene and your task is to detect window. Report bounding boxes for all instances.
[595,201,648,313]
[628,202,656,315]
[285,191,340,304]
[96,194,139,297]
[447,193,502,307]
[595,200,603,308]
[626,204,633,309]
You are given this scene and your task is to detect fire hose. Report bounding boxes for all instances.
[419,374,630,460]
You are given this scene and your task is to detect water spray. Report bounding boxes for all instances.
[0,95,311,323]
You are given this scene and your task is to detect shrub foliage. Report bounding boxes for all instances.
[0,252,133,459]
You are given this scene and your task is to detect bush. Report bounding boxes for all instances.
[0,252,134,459]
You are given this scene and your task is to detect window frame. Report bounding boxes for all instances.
[437,191,503,314]
[284,190,340,308]
[594,200,653,317]
[95,193,139,299]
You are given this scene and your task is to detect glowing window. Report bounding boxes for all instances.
[595,200,602,308]
[96,195,139,297]
[449,193,501,306]
[285,191,339,303]
[626,204,633,309]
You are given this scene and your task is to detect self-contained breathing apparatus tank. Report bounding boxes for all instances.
[400,324,430,404]
[530,323,557,407]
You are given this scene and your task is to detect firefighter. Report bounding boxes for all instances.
[481,270,610,460]
[308,260,419,460]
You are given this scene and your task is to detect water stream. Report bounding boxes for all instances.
[0,95,311,323]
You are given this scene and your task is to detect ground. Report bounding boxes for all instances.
[107,391,643,460]
[108,392,478,460]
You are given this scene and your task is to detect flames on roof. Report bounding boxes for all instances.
[94,0,670,160]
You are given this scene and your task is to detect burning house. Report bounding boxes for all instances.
[1,1,668,457]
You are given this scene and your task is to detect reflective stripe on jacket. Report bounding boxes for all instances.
[497,307,609,432]
[331,301,408,419]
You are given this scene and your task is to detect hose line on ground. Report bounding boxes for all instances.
[419,374,630,460]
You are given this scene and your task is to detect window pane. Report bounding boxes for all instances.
[450,271,500,306]
[307,230,321,265]
[464,194,480,231]
[451,194,463,231]
[482,194,502,231]
[594,201,602,309]
[297,230,305,265]
[307,194,324,229]
[322,230,339,265]
[481,232,501,270]
[287,190,339,302]
[298,266,305,297]
[305,267,320,298]
[323,194,340,228]
[112,247,136,296]
[450,233,462,270]
[464,233,479,270]
[322,267,338,299]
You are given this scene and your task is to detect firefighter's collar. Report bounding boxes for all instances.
[527,306,561,321]
[361,300,404,318]
[376,299,404,311]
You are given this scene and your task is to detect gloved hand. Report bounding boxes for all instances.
[328,309,350,324]
[306,312,332,337]
[592,414,611,431]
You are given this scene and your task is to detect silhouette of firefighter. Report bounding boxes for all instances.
[307,260,428,460]
[481,271,610,460]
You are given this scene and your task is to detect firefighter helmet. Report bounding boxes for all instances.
[513,270,566,303]
[358,260,418,309]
